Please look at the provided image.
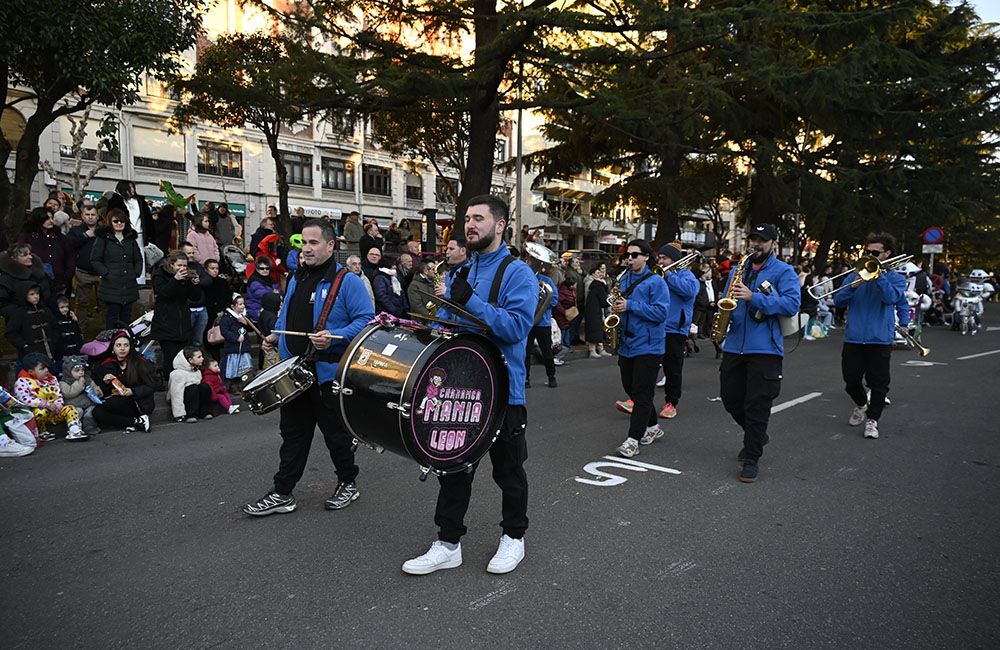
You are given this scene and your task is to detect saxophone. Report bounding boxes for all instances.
[710,253,750,344]
[425,261,446,312]
[603,269,627,352]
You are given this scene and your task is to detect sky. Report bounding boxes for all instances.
[970,1,1000,24]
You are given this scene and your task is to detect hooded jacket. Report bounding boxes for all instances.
[275,261,375,384]
[90,227,143,305]
[438,246,536,406]
[0,252,53,320]
[59,356,103,409]
[720,253,801,356]
[167,350,203,418]
[245,234,286,282]
[616,268,671,358]
[17,228,75,294]
[186,225,219,265]
[833,270,908,345]
[663,269,700,336]
[4,285,58,359]
[246,273,280,321]
[14,369,64,410]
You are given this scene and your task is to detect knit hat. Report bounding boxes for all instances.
[657,241,684,262]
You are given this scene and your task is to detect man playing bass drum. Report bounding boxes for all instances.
[402,195,537,576]
[242,219,375,516]
[718,224,800,483]
[612,239,670,459]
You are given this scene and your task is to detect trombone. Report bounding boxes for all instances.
[807,253,912,300]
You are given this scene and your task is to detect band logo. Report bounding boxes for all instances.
[416,367,483,452]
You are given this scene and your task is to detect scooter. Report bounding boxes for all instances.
[952,282,984,336]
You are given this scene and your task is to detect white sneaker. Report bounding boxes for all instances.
[228,404,240,414]
[639,424,664,445]
[553,358,565,366]
[849,405,867,427]
[803,335,816,341]
[864,419,879,439]
[486,535,525,574]
[616,437,639,458]
[402,541,462,575]
[589,351,601,359]
[0,435,33,457]
[138,414,151,432]
[65,424,89,441]
[656,376,666,387]
[599,348,613,357]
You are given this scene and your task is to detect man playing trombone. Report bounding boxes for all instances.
[655,242,700,419]
[832,233,908,440]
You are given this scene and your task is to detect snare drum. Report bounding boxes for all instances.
[333,323,509,476]
[242,356,315,415]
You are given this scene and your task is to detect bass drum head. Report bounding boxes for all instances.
[403,331,509,473]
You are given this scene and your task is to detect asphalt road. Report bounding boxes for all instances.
[3,314,999,649]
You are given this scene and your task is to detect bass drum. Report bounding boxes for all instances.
[334,323,509,476]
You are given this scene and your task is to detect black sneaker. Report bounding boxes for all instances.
[242,492,297,516]
[739,461,758,483]
[325,482,360,510]
[547,377,558,388]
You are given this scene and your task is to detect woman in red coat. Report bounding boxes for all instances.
[553,278,578,349]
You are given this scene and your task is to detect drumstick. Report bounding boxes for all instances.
[271,329,344,339]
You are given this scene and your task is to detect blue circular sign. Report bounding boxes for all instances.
[922,227,944,244]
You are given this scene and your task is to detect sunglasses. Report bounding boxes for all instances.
[865,249,883,256]
[111,220,125,224]
[625,251,647,259]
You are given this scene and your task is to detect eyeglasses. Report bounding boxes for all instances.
[625,252,646,259]
[865,249,883,256]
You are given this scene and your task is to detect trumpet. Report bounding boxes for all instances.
[808,253,912,300]
[896,325,930,357]
[660,251,702,274]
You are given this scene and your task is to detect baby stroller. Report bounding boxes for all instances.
[80,311,162,390]
[220,244,249,293]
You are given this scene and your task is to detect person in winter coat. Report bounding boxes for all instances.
[59,356,103,434]
[244,233,286,284]
[553,278,578,348]
[220,294,254,384]
[186,213,219,265]
[148,203,177,257]
[406,260,437,317]
[373,256,410,317]
[18,207,75,296]
[5,284,59,362]
[0,244,54,322]
[248,216,278,258]
[67,204,103,317]
[358,222,383,260]
[14,353,87,441]
[246,256,280,321]
[54,296,83,359]
[214,203,240,248]
[92,332,155,433]
[90,209,144,328]
[584,263,611,358]
[201,358,238,414]
[168,347,212,422]
[151,252,203,378]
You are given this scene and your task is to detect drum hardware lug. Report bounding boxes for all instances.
[329,382,353,397]
[353,437,384,454]
[350,438,359,452]
[430,329,454,339]
[386,401,411,418]
[463,463,474,474]
[419,466,431,482]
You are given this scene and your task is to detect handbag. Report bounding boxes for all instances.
[564,305,580,321]
[206,324,224,344]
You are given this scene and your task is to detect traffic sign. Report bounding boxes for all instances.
[922,226,944,244]
[922,243,943,254]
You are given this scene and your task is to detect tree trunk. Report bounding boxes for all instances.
[266,131,291,236]
[2,95,57,239]
[813,211,844,270]
[652,154,682,248]
[747,151,778,227]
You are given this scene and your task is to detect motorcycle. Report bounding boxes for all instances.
[952,282,984,336]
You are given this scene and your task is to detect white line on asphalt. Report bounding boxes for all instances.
[771,392,823,414]
[957,349,1000,360]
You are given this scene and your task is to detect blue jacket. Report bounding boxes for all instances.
[275,262,375,383]
[663,269,700,336]
[373,269,410,317]
[246,276,279,321]
[617,268,670,358]
[286,249,299,273]
[721,254,801,356]
[536,273,558,327]
[834,270,907,345]
[439,246,536,406]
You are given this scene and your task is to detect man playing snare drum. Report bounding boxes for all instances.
[402,195,537,575]
[242,219,374,516]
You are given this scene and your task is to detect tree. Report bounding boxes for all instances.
[38,105,117,207]
[0,0,203,239]
[168,32,355,235]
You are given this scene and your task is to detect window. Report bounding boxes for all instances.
[362,164,391,196]
[280,151,312,186]
[321,157,354,191]
[405,173,423,201]
[495,138,507,162]
[145,76,178,100]
[198,140,242,178]
[60,145,120,164]
[436,177,459,204]
[133,126,184,171]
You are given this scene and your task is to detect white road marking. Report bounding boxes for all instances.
[657,560,698,578]
[987,326,1000,332]
[469,582,517,611]
[957,349,1000,360]
[901,360,947,366]
[574,457,681,487]
[770,392,823,414]
[711,484,735,496]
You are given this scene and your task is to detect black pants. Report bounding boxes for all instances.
[525,325,556,382]
[183,383,212,418]
[720,353,783,463]
[272,383,359,495]
[104,302,135,329]
[435,405,528,544]
[159,340,185,378]
[618,354,660,441]
[661,333,687,406]
[841,343,891,421]
[92,396,141,428]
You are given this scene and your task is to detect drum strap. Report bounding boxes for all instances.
[316,267,350,330]
[488,255,516,306]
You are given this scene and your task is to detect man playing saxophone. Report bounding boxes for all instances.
[611,240,670,459]
[718,224,800,483]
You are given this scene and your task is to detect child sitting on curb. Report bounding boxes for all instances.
[14,353,87,442]
[167,347,212,423]
[202,359,239,415]
[59,356,104,435]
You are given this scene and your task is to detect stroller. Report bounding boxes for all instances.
[220,244,249,293]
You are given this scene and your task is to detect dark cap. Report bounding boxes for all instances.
[749,223,779,241]
[657,242,683,262]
